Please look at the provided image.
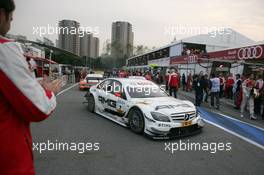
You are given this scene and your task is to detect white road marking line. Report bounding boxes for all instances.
[56,83,78,96]
[203,118,264,151]
[216,112,264,132]
[180,93,264,149]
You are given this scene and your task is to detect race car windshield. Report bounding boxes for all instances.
[126,86,168,98]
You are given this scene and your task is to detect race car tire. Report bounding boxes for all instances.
[87,95,95,113]
[128,108,145,134]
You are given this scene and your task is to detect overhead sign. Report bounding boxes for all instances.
[148,57,170,67]
[184,55,198,63]
[237,46,263,60]
[170,44,264,65]
[207,44,264,61]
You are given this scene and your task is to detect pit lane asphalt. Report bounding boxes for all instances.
[31,86,264,175]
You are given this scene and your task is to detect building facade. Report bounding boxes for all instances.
[80,33,99,58]
[58,20,80,56]
[111,21,134,59]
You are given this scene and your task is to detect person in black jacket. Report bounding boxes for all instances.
[203,74,210,103]
[182,73,186,90]
[195,75,206,106]
[260,84,264,120]
[233,74,242,109]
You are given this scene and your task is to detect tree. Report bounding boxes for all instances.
[133,45,151,56]
[102,39,111,57]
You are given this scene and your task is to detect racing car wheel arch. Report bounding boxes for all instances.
[127,106,145,134]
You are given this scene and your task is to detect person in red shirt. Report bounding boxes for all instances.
[0,1,62,174]
[145,71,152,81]
[118,70,126,78]
[186,73,193,92]
[165,70,170,91]
[225,73,235,99]
[219,73,225,98]
[168,69,179,98]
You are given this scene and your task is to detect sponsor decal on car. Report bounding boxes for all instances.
[155,104,191,111]
[158,123,171,127]
[116,107,124,114]
[136,101,150,105]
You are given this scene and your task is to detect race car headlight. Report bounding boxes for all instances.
[151,112,170,122]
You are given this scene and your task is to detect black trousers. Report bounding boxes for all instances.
[220,85,224,98]
[195,90,203,106]
[169,87,178,98]
[254,97,261,114]
[211,92,220,108]
[166,81,169,91]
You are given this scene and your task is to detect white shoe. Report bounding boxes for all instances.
[250,115,257,120]
[240,114,244,118]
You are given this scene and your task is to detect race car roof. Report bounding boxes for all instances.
[109,78,156,87]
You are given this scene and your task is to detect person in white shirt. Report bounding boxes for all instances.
[210,73,220,109]
[240,74,255,119]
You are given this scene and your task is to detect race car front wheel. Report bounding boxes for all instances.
[128,108,145,134]
[87,95,95,113]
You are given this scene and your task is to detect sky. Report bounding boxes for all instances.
[10,0,264,53]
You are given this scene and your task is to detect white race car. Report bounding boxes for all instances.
[86,78,204,139]
[128,76,146,80]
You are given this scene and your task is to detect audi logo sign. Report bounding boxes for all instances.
[184,55,198,63]
[237,46,263,60]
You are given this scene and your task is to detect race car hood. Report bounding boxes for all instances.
[132,97,195,115]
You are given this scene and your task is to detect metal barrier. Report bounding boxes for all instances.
[61,75,68,87]
[67,74,75,84]
[37,74,74,88]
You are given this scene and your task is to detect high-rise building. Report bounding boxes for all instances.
[94,37,99,58]
[111,21,133,59]
[58,20,80,55]
[80,33,99,58]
